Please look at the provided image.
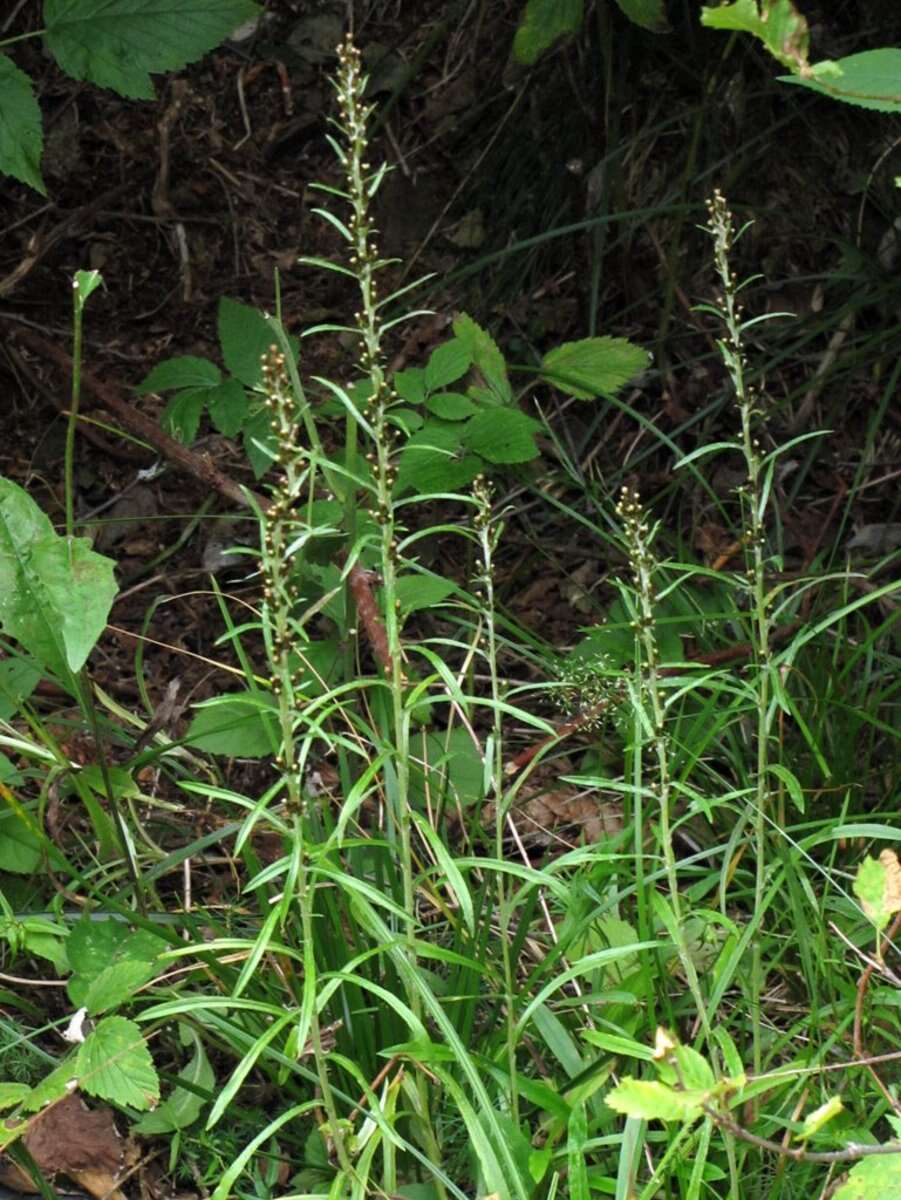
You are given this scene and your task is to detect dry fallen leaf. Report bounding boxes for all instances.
[0,1093,131,1200]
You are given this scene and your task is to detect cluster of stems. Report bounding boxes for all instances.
[705,190,773,1075]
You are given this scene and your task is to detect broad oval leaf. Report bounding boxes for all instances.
[0,478,117,680]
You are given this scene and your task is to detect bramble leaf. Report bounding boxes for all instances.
[541,336,650,400]
[0,55,45,192]
[44,0,261,100]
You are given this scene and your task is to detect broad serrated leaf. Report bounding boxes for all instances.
[833,1151,901,1199]
[424,339,471,392]
[134,1027,213,1133]
[44,0,260,100]
[700,1,809,71]
[218,297,296,387]
[161,388,207,444]
[393,367,426,405]
[541,336,650,400]
[207,379,249,437]
[452,313,512,404]
[0,54,45,193]
[84,958,158,1014]
[614,0,670,33]
[513,0,583,66]
[425,391,478,420]
[394,424,482,496]
[462,408,541,464]
[780,50,901,113]
[185,691,279,758]
[136,355,221,393]
[0,478,117,680]
[77,1016,159,1110]
[605,1077,705,1122]
[67,918,166,1007]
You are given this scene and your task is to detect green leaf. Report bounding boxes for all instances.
[0,54,45,193]
[605,1077,705,1122]
[462,408,541,464]
[394,424,482,496]
[185,690,279,758]
[84,958,158,1014]
[242,405,278,478]
[0,804,42,874]
[394,573,456,615]
[393,368,426,405]
[0,1083,30,1111]
[801,1096,843,1139]
[21,1060,74,1114]
[136,355,221,393]
[424,339,471,392]
[541,336,650,400]
[207,379,249,437]
[77,1016,159,1110]
[0,656,41,720]
[425,391,478,420]
[780,50,901,113]
[134,1025,213,1133]
[218,297,295,388]
[67,918,166,1007]
[408,727,484,809]
[700,1,809,71]
[0,478,117,680]
[613,0,670,33]
[853,853,901,932]
[74,269,103,309]
[452,313,512,404]
[512,0,583,66]
[44,0,261,100]
[833,1152,901,1199]
[161,388,207,444]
